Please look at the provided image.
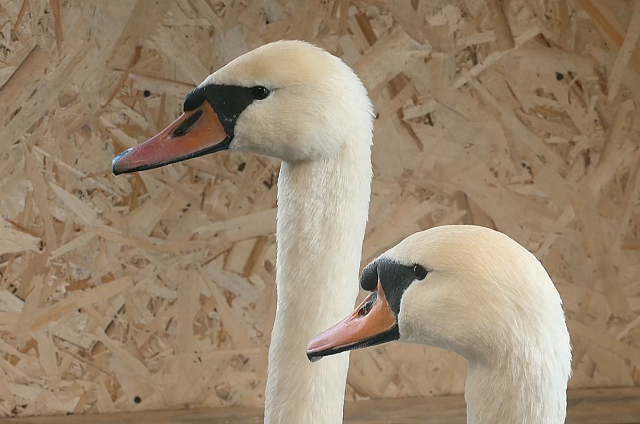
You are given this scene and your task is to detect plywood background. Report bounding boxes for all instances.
[0,0,639,418]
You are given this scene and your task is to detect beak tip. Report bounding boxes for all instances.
[111,163,121,176]
[307,351,323,363]
[111,149,131,176]
[306,335,327,362]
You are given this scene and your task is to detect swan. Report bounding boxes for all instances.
[111,41,374,424]
[307,225,572,424]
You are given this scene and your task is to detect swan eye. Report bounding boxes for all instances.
[413,264,428,280]
[251,86,270,100]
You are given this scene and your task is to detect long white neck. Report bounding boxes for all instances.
[264,134,372,424]
[464,341,568,424]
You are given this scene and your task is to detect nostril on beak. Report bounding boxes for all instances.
[357,292,377,317]
[172,109,203,137]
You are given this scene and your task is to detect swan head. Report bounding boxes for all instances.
[112,40,373,174]
[307,225,571,371]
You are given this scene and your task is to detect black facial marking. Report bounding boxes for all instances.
[182,84,271,137]
[172,109,202,137]
[360,258,428,317]
[360,262,379,291]
[183,86,206,112]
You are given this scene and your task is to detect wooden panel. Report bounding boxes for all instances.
[0,0,639,418]
[1,388,640,424]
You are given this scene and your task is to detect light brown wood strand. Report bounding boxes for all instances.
[484,0,515,50]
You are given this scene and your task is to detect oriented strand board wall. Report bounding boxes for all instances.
[1,0,639,417]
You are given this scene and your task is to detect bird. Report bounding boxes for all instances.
[112,40,374,424]
[307,225,572,424]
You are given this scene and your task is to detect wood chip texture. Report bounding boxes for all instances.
[0,0,639,418]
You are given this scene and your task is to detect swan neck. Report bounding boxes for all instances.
[464,352,568,424]
[264,135,372,424]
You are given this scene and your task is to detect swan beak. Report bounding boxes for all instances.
[111,101,229,175]
[306,281,399,362]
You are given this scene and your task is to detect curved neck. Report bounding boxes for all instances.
[464,343,568,424]
[264,137,372,424]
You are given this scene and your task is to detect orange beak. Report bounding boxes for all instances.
[306,281,400,362]
[111,101,229,175]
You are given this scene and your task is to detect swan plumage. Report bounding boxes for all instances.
[112,40,374,424]
[308,225,572,424]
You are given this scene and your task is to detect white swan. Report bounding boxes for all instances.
[112,41,374,424]
[308,225,572,424]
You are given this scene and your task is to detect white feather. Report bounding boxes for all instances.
[203,40,374,424]
[386,225,572,424]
